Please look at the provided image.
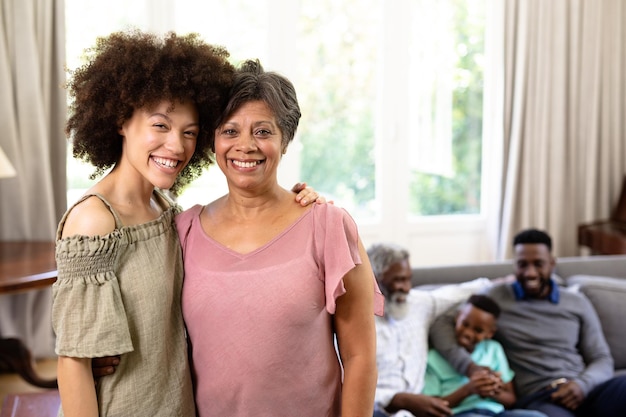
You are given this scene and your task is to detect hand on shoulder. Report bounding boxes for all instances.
[291,182,332,206]
[61,196,116,238]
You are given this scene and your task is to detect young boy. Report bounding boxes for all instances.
[423,295,546,417]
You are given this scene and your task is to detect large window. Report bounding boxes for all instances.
[408,0,484,217]
[65,0,491,264]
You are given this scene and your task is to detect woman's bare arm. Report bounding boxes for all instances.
[334,239,378,417]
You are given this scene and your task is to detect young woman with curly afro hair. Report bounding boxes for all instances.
[65,29,233,195]
[52,30,319,417]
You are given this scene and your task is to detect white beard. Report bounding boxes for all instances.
[385,292,410,321]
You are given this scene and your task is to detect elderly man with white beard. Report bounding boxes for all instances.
[368,243,494,417]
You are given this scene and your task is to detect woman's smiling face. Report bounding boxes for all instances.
[118,100,199,190]
[214,100,285,191]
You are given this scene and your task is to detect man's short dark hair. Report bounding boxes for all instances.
[512,228,552,251]
[468,294,501,319]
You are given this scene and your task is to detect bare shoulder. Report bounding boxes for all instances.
[61,196,116,238]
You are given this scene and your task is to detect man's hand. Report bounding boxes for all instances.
[551,380,585,410]
[407,394,452,417]
[91,355,120,378]
[388,393,452,417]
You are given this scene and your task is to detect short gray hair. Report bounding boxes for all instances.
[367,243,410,282]
[215,59,301,150]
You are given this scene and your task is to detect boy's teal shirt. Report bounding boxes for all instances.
[424,339,515,415]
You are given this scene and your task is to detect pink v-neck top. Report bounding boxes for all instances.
[176,203,383,417]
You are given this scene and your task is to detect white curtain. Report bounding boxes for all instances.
[409,0,454,177]
[0,0,66,358]
[488,0,626,259]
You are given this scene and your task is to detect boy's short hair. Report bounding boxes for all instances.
[468,294,501,319]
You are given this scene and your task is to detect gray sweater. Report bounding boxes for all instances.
[429,282,614,397]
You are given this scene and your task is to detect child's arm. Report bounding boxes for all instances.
[57,356,98,417]
[438,383,474,408]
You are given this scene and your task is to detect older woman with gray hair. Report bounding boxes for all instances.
[175,59,384,417]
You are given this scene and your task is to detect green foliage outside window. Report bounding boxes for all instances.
[298,0,484,217]
[410,0,484,215]
[297,0,378,217]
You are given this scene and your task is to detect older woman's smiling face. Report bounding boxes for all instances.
[214,100,285,191]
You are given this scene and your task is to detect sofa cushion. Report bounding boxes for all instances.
[566,275,626,369]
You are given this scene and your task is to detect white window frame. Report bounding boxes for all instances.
[66,0,501,265]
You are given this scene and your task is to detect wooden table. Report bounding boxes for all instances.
[0,391,60,417]
[0,241,57,294]
[0,241,57,388]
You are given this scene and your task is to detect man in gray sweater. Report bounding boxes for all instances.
[430,228,626,417]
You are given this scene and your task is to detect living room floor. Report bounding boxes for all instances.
[0,358,57,409]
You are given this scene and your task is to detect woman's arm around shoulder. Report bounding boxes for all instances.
[334,238,377,417]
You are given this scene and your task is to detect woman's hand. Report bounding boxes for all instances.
[291,182,330,206]
[91,355,120,378]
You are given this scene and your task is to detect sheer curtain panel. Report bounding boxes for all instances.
[490,0,626,259]
[0,0,66,358]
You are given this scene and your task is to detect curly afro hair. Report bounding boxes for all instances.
[65,29,235,195]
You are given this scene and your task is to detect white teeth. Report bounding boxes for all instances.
[153,157,178,168]
[232,160,260,168]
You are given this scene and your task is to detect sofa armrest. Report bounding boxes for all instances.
[567,275,626,370]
